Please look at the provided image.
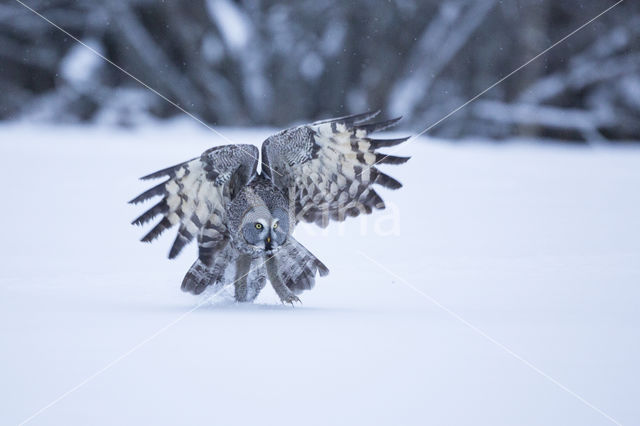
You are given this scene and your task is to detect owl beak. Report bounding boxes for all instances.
[265,236,272,252]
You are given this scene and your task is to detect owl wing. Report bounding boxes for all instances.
[130,144,259,258]
[261,111,410,227]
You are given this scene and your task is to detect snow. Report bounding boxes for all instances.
[59,39,104,86]
[206,0,251,52]
[0,121,639,425]
[299,52,324,81]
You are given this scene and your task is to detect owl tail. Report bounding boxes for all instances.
[182,243,268,300]
[270,237,329,295]
[181,242,237,295]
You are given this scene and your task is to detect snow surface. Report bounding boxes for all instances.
[0,121,639,425]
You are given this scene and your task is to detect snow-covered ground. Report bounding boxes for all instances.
[1,121,639,425]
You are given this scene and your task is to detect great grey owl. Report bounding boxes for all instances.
[130,111,409,304]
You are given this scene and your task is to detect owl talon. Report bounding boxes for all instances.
[281,294,301,306]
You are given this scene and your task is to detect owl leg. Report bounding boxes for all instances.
[233,254,253,302]
[265,256,301,306]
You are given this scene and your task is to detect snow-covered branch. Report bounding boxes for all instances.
[0,0,638,142]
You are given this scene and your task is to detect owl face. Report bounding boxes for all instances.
[241,206,289,254]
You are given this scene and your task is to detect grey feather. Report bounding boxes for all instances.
[274,237,329,294]
[261,113,410,228]
[131,144,259,258]
[181,242,237,295]
[131,112,408,303]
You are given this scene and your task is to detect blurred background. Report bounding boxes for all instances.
[1,0,639,142]
[2,3,640,425]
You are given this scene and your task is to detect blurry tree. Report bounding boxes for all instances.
[0,0,638,142]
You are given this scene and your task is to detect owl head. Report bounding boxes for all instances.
[240,205,289,254]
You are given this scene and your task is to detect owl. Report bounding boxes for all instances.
[130,111,409,304]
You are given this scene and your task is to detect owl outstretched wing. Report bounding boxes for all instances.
[261,111,409,227]
[129,144,259,258]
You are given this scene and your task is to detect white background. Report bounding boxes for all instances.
[1,121,638,425]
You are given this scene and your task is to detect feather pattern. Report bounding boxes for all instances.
[274,237,329,294]
[181,243,237,295]
[131,112,409,302]
[261,111,410,227]
[130,144,259,259]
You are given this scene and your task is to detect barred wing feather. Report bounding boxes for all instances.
[261,111,409,227]
[129,144,259,258]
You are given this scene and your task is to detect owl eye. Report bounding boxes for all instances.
[255,223,263,229]
[273,222,278,229]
